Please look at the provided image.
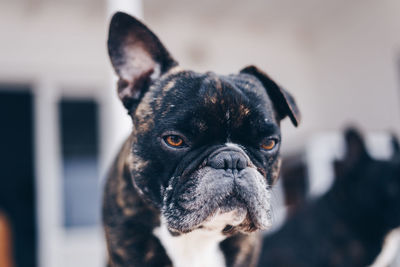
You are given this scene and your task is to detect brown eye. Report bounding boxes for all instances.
[164,135,185,148]
[261,139,277,151]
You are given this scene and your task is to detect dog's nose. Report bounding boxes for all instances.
[208,150,248,170]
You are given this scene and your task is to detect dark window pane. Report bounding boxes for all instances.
[0,88,36,267]
[59,99,100,228]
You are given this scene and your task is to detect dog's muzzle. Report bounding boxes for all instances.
[162,145,272,234]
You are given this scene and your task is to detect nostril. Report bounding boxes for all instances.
[209,156,225,169]
[224,157,231,170]
[236,158,246,170]
[231,154,246,170]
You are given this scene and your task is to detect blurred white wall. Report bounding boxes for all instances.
[312,0,400,133]
[0,1,108,82]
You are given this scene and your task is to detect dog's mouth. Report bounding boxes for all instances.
[162,166,272,234]
[198,193,256,235]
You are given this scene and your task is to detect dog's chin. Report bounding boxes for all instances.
[164,196,267,236]
[162,166,273,235]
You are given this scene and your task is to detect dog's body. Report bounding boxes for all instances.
[103,137,262,267]
[257,129,400,267]
[103,12,300,267]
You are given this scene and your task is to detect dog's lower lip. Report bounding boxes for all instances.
[218,193,243,209]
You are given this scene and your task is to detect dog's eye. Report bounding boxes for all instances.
[164,135,185,148]
[261,139,277,151]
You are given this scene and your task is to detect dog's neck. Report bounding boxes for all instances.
[154,223,225,267]
[153,211,244,267]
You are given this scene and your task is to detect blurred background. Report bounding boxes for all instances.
[0,0,399,266]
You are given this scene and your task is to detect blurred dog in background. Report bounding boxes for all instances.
[258,128,400,267]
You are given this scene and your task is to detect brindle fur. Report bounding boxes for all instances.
[103,137,172,267]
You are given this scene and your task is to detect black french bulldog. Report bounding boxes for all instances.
[258,128,400,267]
[102,12,300,267]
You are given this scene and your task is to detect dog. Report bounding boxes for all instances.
[257,128,400,267]
[102,12,300,267]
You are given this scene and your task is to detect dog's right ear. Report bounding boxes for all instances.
[108,12,178,111]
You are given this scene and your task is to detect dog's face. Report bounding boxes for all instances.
[107,12,300,234]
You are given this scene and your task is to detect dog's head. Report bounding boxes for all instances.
[107,12,301,234]
[334,128,400,228]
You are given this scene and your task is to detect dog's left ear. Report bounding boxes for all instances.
[391,134,400,159]
[343,127,370,164]
[334,127,369,178]
[240,65,301,127]
[108,12,178,111]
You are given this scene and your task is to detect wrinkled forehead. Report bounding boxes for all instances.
[157,70,275,118]
[133,70,279,138]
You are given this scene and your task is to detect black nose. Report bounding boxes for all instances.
[208,149,248,170]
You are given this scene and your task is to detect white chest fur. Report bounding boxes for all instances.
[153,223,225,267]
[153,211,243,267]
